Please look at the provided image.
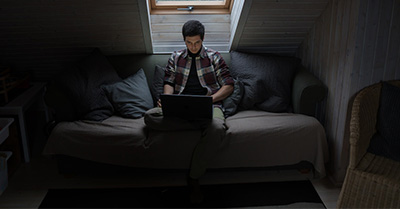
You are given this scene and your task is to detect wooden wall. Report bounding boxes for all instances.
[298,0,400,183]
[234,0,329,55]
[0,0,145,81]
[0,0,332,80]
[351,0,400,92]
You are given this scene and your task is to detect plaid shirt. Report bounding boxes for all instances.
[164,46,234,96]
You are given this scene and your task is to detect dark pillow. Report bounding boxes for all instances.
[56,48,121,121]
[102,68,154,119]
[223,78,244,117]
[367,82,400,162]
[230,51,300,112]
[150,65,165,106]
[45,82,78,122]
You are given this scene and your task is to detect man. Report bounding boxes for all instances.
[144,20,234,203]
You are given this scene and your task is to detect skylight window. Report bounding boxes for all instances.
[149,0,233,14]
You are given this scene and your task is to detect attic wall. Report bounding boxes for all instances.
[0,0,145,81]
[235,0,329,55]
[298,0,400,184]
[0,0,332,81]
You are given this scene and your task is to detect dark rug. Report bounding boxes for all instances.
[39,180,325,208]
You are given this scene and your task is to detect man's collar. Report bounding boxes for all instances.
[183,45,207,58]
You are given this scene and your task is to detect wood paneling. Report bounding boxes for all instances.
[234,0,329,55]
[0,0,333,80]
[0,0,145,81]
[298,0,400,183]
[151,0,330,55]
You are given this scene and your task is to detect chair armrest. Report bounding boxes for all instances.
[291,67,327,116]
[348,83,381,169]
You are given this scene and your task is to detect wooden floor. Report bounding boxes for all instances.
[0,155,341,209]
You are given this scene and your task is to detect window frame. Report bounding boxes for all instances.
[148,0,233,14]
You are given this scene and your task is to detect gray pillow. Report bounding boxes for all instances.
[223,78,244,117]
[150,65,165,106]
[102,69,154,119]
[230,51,300,112]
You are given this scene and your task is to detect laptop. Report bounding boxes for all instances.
[160,94,213,120]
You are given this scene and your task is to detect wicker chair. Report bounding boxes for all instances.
[337,80,400,208]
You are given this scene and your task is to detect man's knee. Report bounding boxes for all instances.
[207,118,227,140]
[144,107,163,129]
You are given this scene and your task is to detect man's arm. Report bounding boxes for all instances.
[211,84,234,103]
[157,84,174,107]
[163,84,174,94]
[211,51,234,103]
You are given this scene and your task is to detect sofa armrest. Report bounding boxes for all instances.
[292,67,327,116]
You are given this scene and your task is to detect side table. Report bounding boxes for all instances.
[0,83,49,162]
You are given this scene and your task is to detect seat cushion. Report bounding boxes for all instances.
[339,152,400,208]
[356,152,400,185]
[213,110,329,177]
[43,116,148,167]
[44,110,329,176]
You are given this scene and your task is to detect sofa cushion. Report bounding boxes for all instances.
[222,78,244,117]
[222,110,328,177]
[230,51,300,112]
[368,82,400,162]
[43,115,149,167]
[102,69,154,119]
[56,48,121,121]
[150,65,165,106]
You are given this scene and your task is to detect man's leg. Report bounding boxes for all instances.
[145,107,227,203]
[144,107,201,131]
[188,107,227,203]
[189,107,226,179]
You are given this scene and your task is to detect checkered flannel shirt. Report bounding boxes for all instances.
[164,46,234,98]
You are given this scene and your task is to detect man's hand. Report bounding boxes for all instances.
[157,99,162,107]
[211,84,234,103]
[158,84,174,108]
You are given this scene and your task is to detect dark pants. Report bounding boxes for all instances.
[144,107,227,179]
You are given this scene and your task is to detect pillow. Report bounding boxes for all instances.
[222,78,244,117]
[230,51,300,112]
[367,82,400,162]
[150,65,165,106]
[45,81,78,122]
[56,48,121,121]
[102,68,154,119]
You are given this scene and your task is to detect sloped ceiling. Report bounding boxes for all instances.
[234,0,329,55]
[0,0,328,81]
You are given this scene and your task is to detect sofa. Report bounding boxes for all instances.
[43,49,329,178]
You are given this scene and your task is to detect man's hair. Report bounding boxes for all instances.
[182,20,205,40]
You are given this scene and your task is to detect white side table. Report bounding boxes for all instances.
[0,118,14,195]
[0,83,49,162]
[0,118,14,145]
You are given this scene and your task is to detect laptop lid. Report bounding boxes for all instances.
[160,94,213,120]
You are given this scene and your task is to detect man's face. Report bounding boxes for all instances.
[185,35,203,54]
